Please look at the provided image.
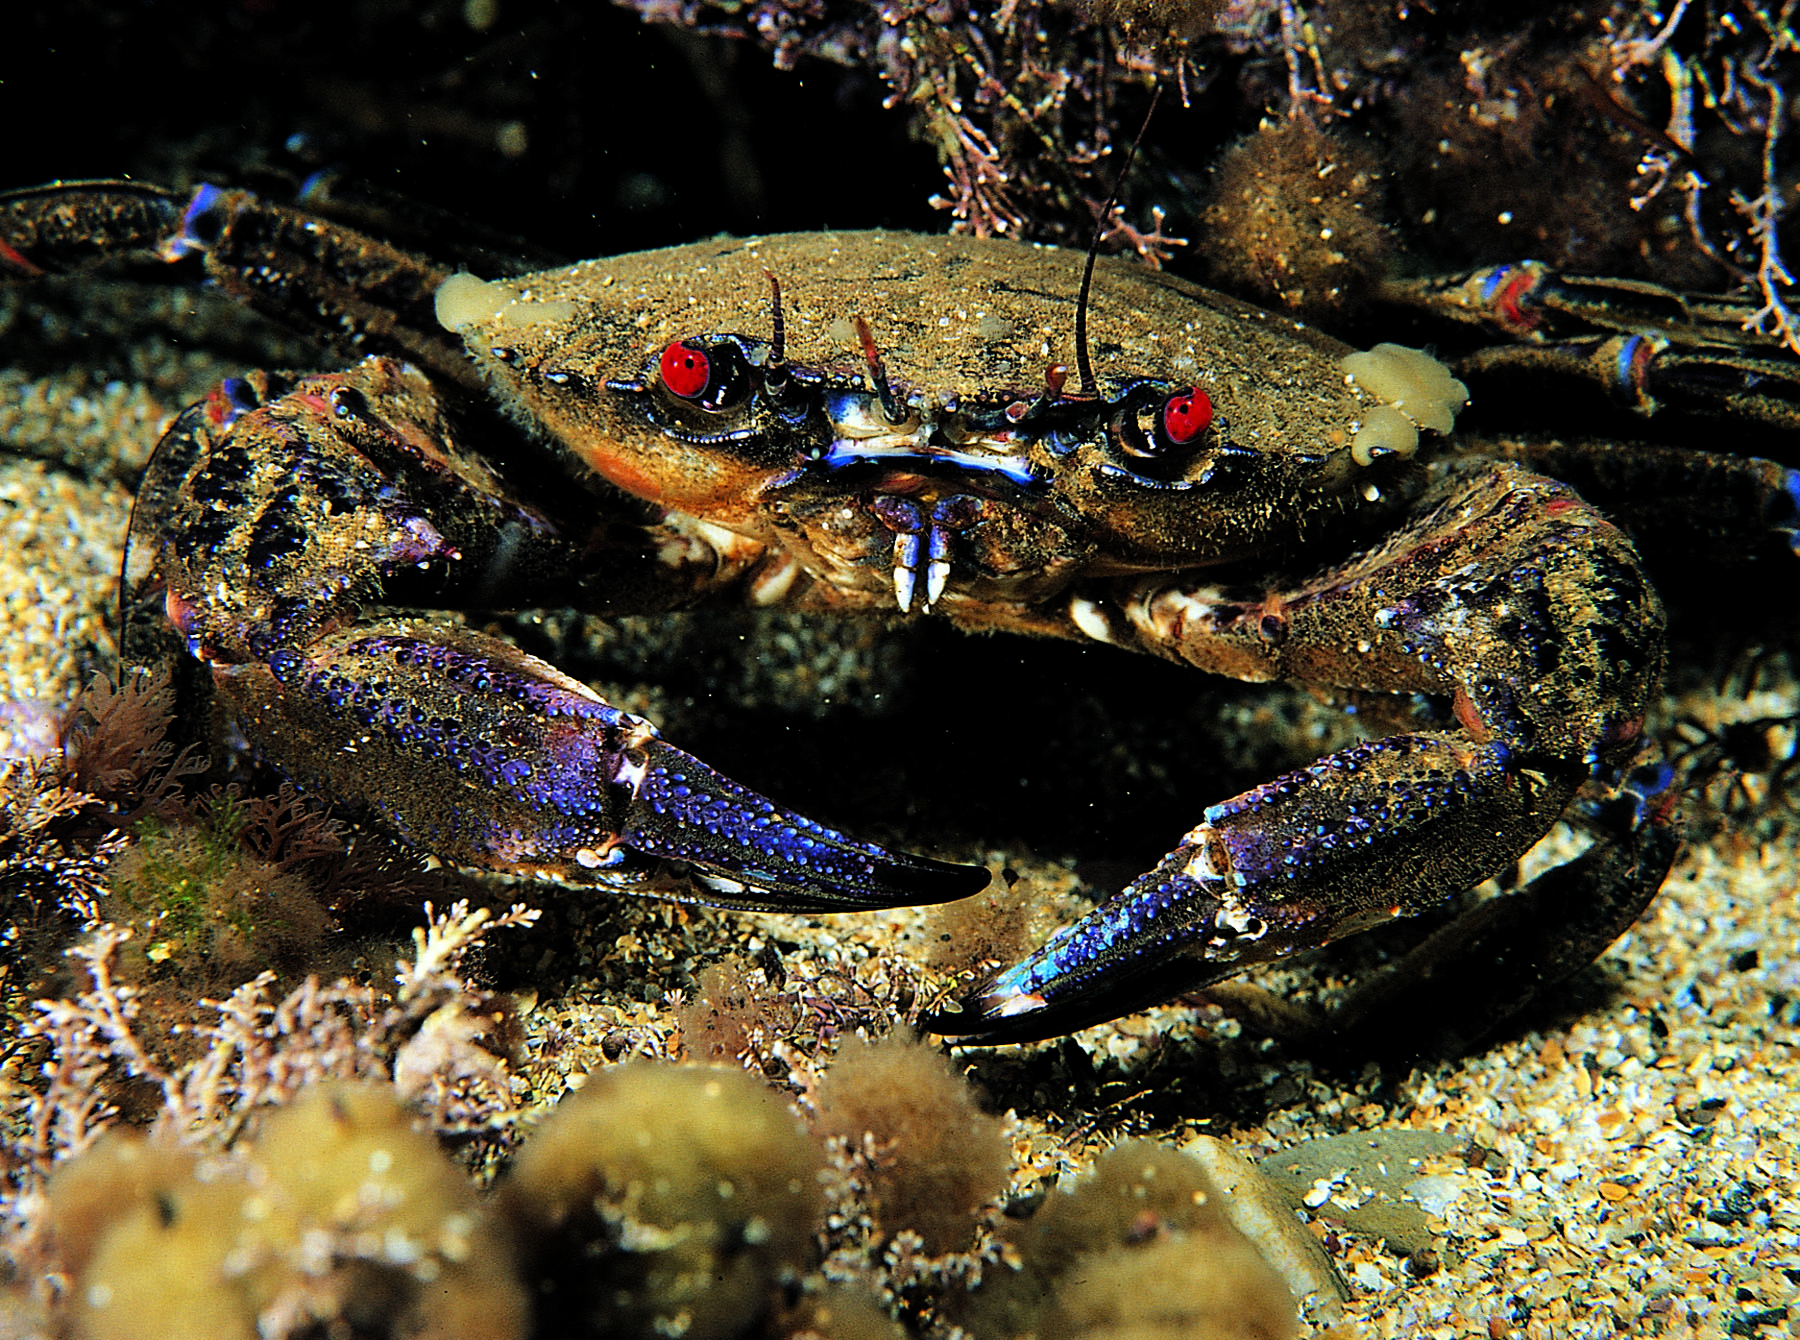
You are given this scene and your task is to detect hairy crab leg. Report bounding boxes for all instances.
[150,356,984,910]
[1481,436,1800,563]
[0,180,183,275]
[1,179,477,391]
[1383,264,1800,430]
[928,462,1671,1043]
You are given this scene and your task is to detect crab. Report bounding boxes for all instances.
[4,180,1797,1047]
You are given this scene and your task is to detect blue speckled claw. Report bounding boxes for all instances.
[223,624,985,913]
[927,736,1576,1045]
[119,350,985,918]
[622,739,988,912]
[930,465,1670,1046]
[923,855,1244,1044]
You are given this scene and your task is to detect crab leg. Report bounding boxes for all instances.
[149,356,983,911]
[1383,264,1800,431]
[930,463,1672,1043]
[2,179,478,390]
[1482,436,1800,564]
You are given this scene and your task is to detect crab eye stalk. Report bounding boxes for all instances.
[656,338,752,412]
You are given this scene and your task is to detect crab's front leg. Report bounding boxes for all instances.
[153,357,984,911]
[929,462,1672,1043]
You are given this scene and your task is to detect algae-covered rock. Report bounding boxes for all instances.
[1199,117,1391,320]
[1035,1232,1296,1340]
[49,1135,257,1340]
[47,1082,527,1340]
[503,1062,827,1340]
[811,1033,1011,1255]
[956,1139,1297,1340]
[1258,1127,1464,1258]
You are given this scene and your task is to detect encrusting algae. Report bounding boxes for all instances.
[26,1060,1305,1339]
[502,1063,826,1340]
[811,1034,1013,1258]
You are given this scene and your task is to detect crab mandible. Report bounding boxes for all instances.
[9,180,1781,1045]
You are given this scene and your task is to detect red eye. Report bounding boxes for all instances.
[659,340,711,399]
[1161,388,1212,445]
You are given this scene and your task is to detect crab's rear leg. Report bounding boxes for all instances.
[156,357,984,911]
[928,462,1672,1043]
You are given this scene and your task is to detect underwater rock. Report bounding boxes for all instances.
[47,1082,528,1340]
[502,1062,827,1340]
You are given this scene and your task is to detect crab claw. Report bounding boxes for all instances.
[615,737,989,912]
[921,850,1246,1045]
[219,624,985,916]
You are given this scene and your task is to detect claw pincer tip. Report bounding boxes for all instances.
[623,742,987,912]
[927,864,1229,1043]
[158,182,228,262]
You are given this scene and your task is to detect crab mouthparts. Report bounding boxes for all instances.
[818,389,1040,491]
[813,392,1042,614]
[857,489,988,615]
[818,434,1036,613]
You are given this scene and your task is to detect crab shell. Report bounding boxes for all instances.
[434,232,1465,591]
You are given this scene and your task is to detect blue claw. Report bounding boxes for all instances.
[621,739,990,912]
[922,852,1245,1044]
[234,626,987,916]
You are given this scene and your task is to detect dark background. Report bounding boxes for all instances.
[0,1,940,256]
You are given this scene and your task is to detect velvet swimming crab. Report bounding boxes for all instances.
[4,181,1796,1047]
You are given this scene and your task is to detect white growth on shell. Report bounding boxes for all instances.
[434,272,578,333]
[1340,342,1469,467]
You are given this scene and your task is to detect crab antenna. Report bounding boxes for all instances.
[1074,83,1164,400]
[853,314,904,424]
[762,267,790,395]
[763,267,787,368]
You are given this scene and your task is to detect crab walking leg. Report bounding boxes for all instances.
[1306,806,1680,1054]
[931,463,1668,1042]
[154,357,984,910]
[1482,436,1800,564]
[0,180,483,392]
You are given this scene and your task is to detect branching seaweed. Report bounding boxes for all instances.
[1602,0,1800,349]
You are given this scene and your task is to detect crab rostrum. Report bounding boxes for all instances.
[7,180,1795,1045]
